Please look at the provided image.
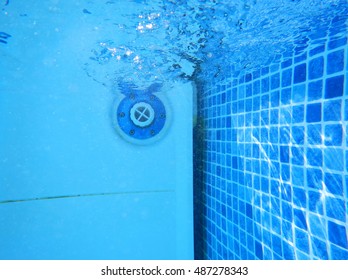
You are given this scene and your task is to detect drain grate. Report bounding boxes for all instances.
[114,92,168,144]
[130,102,155,128]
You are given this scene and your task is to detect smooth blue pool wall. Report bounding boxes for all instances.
[194,16,348,259]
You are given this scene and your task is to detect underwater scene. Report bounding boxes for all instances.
[1,0,348,260]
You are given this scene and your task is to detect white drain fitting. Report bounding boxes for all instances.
[130,102,155,128]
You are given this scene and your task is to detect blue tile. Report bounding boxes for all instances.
[261,177,269,193]
[245,98,252,112]
[294,63,306,83]
[261,111,269,125]
[296,251,310,260]
[255,240,263,259]
[307,148,323,167]
[270,90,280,107]
[245,128,251,142]
[281,88,291,105]
[261,127,269,143]
[282,201,293,222]
[324,173,343,196]
[325,75,344,99]
[308,191,324,214]
[292,166,304,186]
[261,77,270,93]
[307,124,322,144]
[253,95,260,111]
[269,145,279,161]
[270,109,279,125]
[232,156,238,169]
[246,233,254,250]
[307,168,323,190]
[309,214,326,240]
[261,94,269,109]
[232,88,237,101]
[326,197,346,222]
[253,112,260,126]
[328,221,348,249]
[294,53,307,63]
[261,67,269,76]
[308,80,323,101]
[253,160,260,173]
[330,245,348,260]
[324,100,342,121]
[272,234,282,256]
[327,49,344,74]
[291,147,304,166]
[281,220,293,243]
[281,59,292,68]
[271,73,280,90]
[309,45,325,56]
[281,182,292,202]
[271,216,281,235]
[280,146,290,163]
[309,27,327,40]
[239,75,245,84]
[281,164,290,182]
[253,69,261,79]
[270,64,279,73]
[294,208,308,230]
[309,56,324,79]
[231,129,237,141]
[253,176,260,191]
[282,69,292,87]
[280,107,291,124]
[311,237,328,259]
[245,73,252,82]
[253,80,261,95]
[246,84,252,97]
[295,228,310,253]
[328,37,347,50]
[238,100,244,112]
[246,203,252,218]
[329,19,346,37]
[306,103,322,123]
[292,126,304,144]
[279,126,290,144]
[253,144,260,158]
[270,179,280,196]
[283,241,295,259]
[293,187,306,208]
[325,124,343,146]
[198,35,348,261]
[263,246,272,260]
[238,85,246,99]
[292,84,306,103]
[292,105,304,124]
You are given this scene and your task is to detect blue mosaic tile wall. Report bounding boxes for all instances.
[194,15,348,260]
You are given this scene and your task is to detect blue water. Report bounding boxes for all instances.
[0,0,194,260]
[1,0,348,260]
[192,0,348,260]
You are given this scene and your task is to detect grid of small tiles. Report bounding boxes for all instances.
[195,21,348,259]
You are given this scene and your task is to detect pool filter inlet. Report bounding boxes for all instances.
[113,84,169,145]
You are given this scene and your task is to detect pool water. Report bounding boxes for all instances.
[1,0,348,260]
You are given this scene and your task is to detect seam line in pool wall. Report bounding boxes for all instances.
[0,190,175,204]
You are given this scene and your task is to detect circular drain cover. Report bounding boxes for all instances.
[130,102,155,127]
[114,93,169,144]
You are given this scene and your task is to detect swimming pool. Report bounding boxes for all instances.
[0,0,347,260]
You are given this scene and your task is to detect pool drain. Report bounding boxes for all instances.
[130,102,155,128]
[113,85,169,145]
